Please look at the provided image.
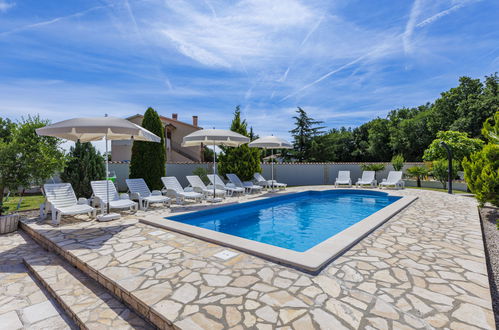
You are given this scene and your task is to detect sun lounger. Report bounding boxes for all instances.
[253,173,286,190]
[335,171,352,188]
[379,171,405,189]
[43,183,96,225]
[91,180,138,212]
[208,174,245,196]
[161,176,203,204]
[226,173,263,194]
[356,171,377,188]
[186,175,226,198]
[126,178,171,210]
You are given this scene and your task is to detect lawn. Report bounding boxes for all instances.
[2,195,45,213]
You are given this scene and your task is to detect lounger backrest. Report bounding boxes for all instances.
[186,175,207,190]
[226,174,244,187]
[91,180,119,203]
[361,171,375,182]
[126,178,151,197]
[386,171,403,183]
[254,173,265,183]
[162,177,183,193]
[43,183,77,208]
[208,174,225,187]
[337,171,350,180]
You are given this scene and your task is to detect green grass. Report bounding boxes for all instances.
[405,186,468,194]
[2,195,45,213]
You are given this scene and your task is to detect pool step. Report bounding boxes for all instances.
[23,251,154,330]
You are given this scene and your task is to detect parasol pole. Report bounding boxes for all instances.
[213,139,216,200]
[105,134,110,214]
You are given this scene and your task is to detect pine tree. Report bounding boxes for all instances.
[218,106,261,180]
[129,107,166,190]
[60,142,105,198]
[289,107,324,161]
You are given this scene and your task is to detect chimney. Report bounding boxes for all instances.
[172,113,178,120]
[192,115,198,127]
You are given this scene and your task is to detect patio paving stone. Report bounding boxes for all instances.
[15,187,496,329]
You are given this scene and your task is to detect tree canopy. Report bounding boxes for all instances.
[218,106,261,180]
[0,116,66,213]
[289,107,324,162]
[129,107,166,190]
[296,73,498,162]
[61,141,105,198]
[422,131,484,164]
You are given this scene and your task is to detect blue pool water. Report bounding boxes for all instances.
[166,190,400,252]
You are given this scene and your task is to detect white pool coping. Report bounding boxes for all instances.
[140,190,417,273]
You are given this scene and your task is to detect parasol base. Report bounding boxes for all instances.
[206,197,223,203]
[97,213,120,222]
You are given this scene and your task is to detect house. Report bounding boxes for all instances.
[111,113,203,162]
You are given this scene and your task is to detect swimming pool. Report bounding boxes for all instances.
[142,189,416,272]
[166,190,400,252]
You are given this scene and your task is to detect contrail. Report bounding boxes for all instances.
[0,5,107,37]
[281,0,476,102]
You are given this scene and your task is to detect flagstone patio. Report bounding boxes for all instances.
[5,187,496,329]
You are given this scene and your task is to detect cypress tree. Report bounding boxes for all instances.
[218,106,261,180]
[60,141,105,198]
[129,107,166,190]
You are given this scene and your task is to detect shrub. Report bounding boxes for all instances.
[129,108,166,190]
[218,106,261,180]
[463,144,499,207]
[360,163,385,182]
[0,116,66,215]
[406,166,429,187]
[60,142,105,198]
[193,167,210,185]
[430,159,459,189]
[391,154,404,171]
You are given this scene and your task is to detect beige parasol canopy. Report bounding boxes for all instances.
[35,117,160,143]
[182,129,249,202]
[181,129,249,147]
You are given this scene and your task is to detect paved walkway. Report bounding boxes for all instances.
[16,188,497,329]
[0,232,76,329]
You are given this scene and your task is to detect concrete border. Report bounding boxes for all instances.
[140,190,417,273]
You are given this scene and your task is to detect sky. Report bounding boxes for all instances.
[0,0,498,149]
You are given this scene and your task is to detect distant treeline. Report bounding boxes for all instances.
[287,73,498,162]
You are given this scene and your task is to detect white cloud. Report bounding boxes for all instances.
[0,0,15,13]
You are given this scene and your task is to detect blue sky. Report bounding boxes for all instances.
[1,0,498,144]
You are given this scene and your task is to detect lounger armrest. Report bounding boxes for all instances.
[382,179,387,182]
[77,198,89,205]
[184,187,194,192]
[226,183,237,188]
[151,190,162,196]
[120,193,130,200]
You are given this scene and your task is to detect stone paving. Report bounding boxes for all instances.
[0,232,76,329]
[16,187,497,329]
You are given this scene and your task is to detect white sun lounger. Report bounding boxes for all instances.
[208,174,245,196]
[253,173,286,190]
[379,171,405,189]
[126,178,171,210]
[356,171,377,188]
[335,171,352,188]
[91,180,138,213]
[186,175,226,198]
[43,183,96,225]
[161,176,203,204]
[226,173,263,194]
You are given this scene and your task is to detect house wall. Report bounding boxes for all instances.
[111,116,202,162]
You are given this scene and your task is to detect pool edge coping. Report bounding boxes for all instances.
[139,191,418,273]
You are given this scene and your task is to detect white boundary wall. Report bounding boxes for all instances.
[109,162,431,191]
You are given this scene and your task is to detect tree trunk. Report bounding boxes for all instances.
[417,177,421,187]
